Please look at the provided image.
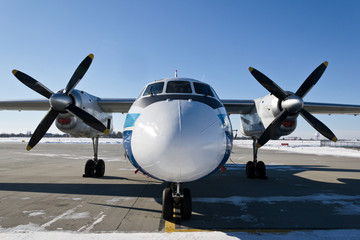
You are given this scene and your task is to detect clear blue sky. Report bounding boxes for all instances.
[0,0,360,139]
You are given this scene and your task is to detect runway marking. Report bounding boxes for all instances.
[41,205,82,228]
[78,212,106,232]
[165,209,210,233]
[164,223,315,233]
[165,219,176,232]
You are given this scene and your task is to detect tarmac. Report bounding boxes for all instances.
[0,141,359,233]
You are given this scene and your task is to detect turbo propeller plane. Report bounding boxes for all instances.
[1,54,360,220]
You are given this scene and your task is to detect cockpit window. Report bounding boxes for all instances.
[211,87,220,99]
[166,81,192,93]
[193,82,214,97]
[137,87,145,99]
[143,82,164,96]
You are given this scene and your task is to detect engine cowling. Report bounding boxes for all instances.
[240,94,297,139]
[55,90,113,138]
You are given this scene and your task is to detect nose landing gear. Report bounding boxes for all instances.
[162,183,192,221]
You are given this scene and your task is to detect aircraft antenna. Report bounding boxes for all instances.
[201,74,206,81]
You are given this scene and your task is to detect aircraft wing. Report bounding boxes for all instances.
[1,99,360,115]
[303,102,360,115]
[0,99,49,111]
[221,99,255,114]
[0,98,137,113]
[97,98,136,113]
[221,99,360,115]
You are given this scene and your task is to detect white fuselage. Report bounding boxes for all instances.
[123,78,233,183]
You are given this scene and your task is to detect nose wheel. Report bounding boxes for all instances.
[83,136,105,178]
[162,183,192,221]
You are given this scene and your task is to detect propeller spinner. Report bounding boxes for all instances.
[13,54,109,151]
[249,61,338,148]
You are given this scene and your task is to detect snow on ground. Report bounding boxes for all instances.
[234,139,360,158]
[0,137,122,144]
[1,229,360,240]
[2,138,360,158]
[194,193,360,214]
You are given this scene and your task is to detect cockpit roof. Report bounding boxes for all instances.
[150,77,202,84]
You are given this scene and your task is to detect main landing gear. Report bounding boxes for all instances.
[83,136,105,178]
[162,183,192,221]
[246,137,267,179]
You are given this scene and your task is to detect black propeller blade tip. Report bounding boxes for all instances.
[26,145,32,151]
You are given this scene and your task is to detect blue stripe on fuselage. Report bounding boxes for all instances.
[123,130,163,181]
[124,113,141,128]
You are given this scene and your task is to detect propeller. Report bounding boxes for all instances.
[13,54,109,151]
[249,61,338,148]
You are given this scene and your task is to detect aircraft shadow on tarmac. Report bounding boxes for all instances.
[0,163,360,230]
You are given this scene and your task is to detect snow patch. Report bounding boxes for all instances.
[63,212,90,220]
[0,137,122,144]
[322,200,360,215]
[234,140,360,158]
[194,194,360,206]
[41,205,82,228]
[77,212,106,233]
[57,197,83,201]
[23,210,45,217]
[222,214,258,223]
[1,230,360,240]
[106,197,134,204]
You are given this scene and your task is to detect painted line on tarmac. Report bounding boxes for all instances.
[41,205,83,228]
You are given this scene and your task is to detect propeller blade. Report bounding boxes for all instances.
[300,108,338,142]
[295,61,328,98]
[64,54,94,95]
[27,108,59,150]
[249,67,288,101]
[12,70,54,99]
[66,104,109,134]
[257,109,289,148]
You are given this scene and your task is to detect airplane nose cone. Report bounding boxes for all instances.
[131,100,227,182]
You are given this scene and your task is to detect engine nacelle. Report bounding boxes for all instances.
[240,94,297,139]
[55,90,113,138]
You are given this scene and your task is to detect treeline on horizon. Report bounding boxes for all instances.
[0,132,333,141]
[0,131,124,138]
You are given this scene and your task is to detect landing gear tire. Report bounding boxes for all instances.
[246,161,256,178]
[84,159,95,177]
[180,188,192,220]
[256,161,266,179]
[162,188,174,221]
[83,137,106,178]
[95,159,105,177]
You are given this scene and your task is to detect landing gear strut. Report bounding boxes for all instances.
[162,183,192,221]
[83,136,105,178]
[246,137,266,179]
